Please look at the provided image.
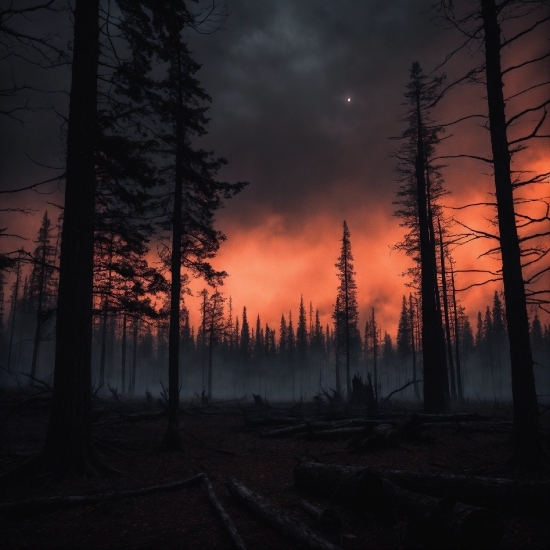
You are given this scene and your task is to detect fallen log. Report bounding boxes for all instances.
[419,421,512,433]
[377,469,550,511]
[94,409,167,427]
[306,426,370,441]
[413,413,490,423]
[294,462,502,549]
[244,416,300,428]
[299,500,344,532]
[0,474,206,517]
[226,478,342,550]
[202,475,247,550]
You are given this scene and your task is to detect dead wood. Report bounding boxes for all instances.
[299,500,344,532]
[379,379,418,405]
[376,469,550,511]
[244,416,300,428]
[107,384,121,403]
[252,394,270,408]
[94,410,167,428]
[202,475,247,550]
[293,462,503,549]
[226,478,343,550]
[0,474,206,517]
[306,426,369,441]
[260,418,386,439]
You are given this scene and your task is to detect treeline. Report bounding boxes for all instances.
[2,211,548,403]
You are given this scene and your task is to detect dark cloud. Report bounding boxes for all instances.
[186,0,455,228]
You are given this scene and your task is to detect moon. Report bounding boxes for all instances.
[347,98,351,102]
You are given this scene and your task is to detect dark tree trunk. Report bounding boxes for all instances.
[99,244,113,387]
[7,253,21,372]
[437,219,457,400]
[161,38,184,451]
[41,0,101,475]
[208,321,213,399]
[481,0,540,467]
[334,298,341,395]
[343,236,351,401]
[409,295,420,400]
[30,234,48,380]
[121,310,126,395]
[128,318,137,395]
[427,192,449,402]
[415,93,447,413]
[372,308,378,402]
[450,263,464,402]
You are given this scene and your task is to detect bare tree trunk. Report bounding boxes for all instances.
[437,219,457,400]
[128,318,137,395]
[208,320,213,399]
[7,252,22,373]
[41,0,101,475]
[481,0,540,467]
[161,35,184,451]
[99,243,113,387]
[415,93,447,413]
[30,229,49,381]
[449,262,464,402]
[372,309,378,402]
[409,294,420,400]
[121,310,126,395]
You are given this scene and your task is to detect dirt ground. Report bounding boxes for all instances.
[1,390,549,550]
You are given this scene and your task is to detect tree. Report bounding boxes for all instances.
[397,295,411,361]
[449,258,465,402]
[205,290,225,399]
[334,221,360,401]
[240,306,250,370]
[28,211,57,381]
[139,3,246,450]
[296,295,308,395]
[435,0,547,467]
[40,0,102,476]
[287,310,296,398]
[392,62,449,412]
[437,218,457,401]
[6,249,23,373]
[409,293,420,399]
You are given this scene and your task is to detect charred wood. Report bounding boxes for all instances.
[293,462,503,548]
[299,500,344,532]
[227,478,343,550]
[377,469,550,511]
[0,474,206,517]
[202,475,247,550]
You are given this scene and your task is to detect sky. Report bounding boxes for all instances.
[0,0,548,337]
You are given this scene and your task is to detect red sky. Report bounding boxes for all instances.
[1,0,548,339]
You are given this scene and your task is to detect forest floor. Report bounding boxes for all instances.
[0,387,549,550]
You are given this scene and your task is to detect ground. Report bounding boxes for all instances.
[0,389,549,550]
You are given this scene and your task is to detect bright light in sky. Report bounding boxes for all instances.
[347,97,351,102]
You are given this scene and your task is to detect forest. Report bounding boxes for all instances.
[0,1,549,549]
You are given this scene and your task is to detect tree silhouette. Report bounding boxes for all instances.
[397,295,411,361]
[296,295,308,395]
[334,221,360,401]
[40,0,102,476]
[435,0,548,467]
[28,211,57,381]
[393,62,449,412]
[205,290,225,399]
